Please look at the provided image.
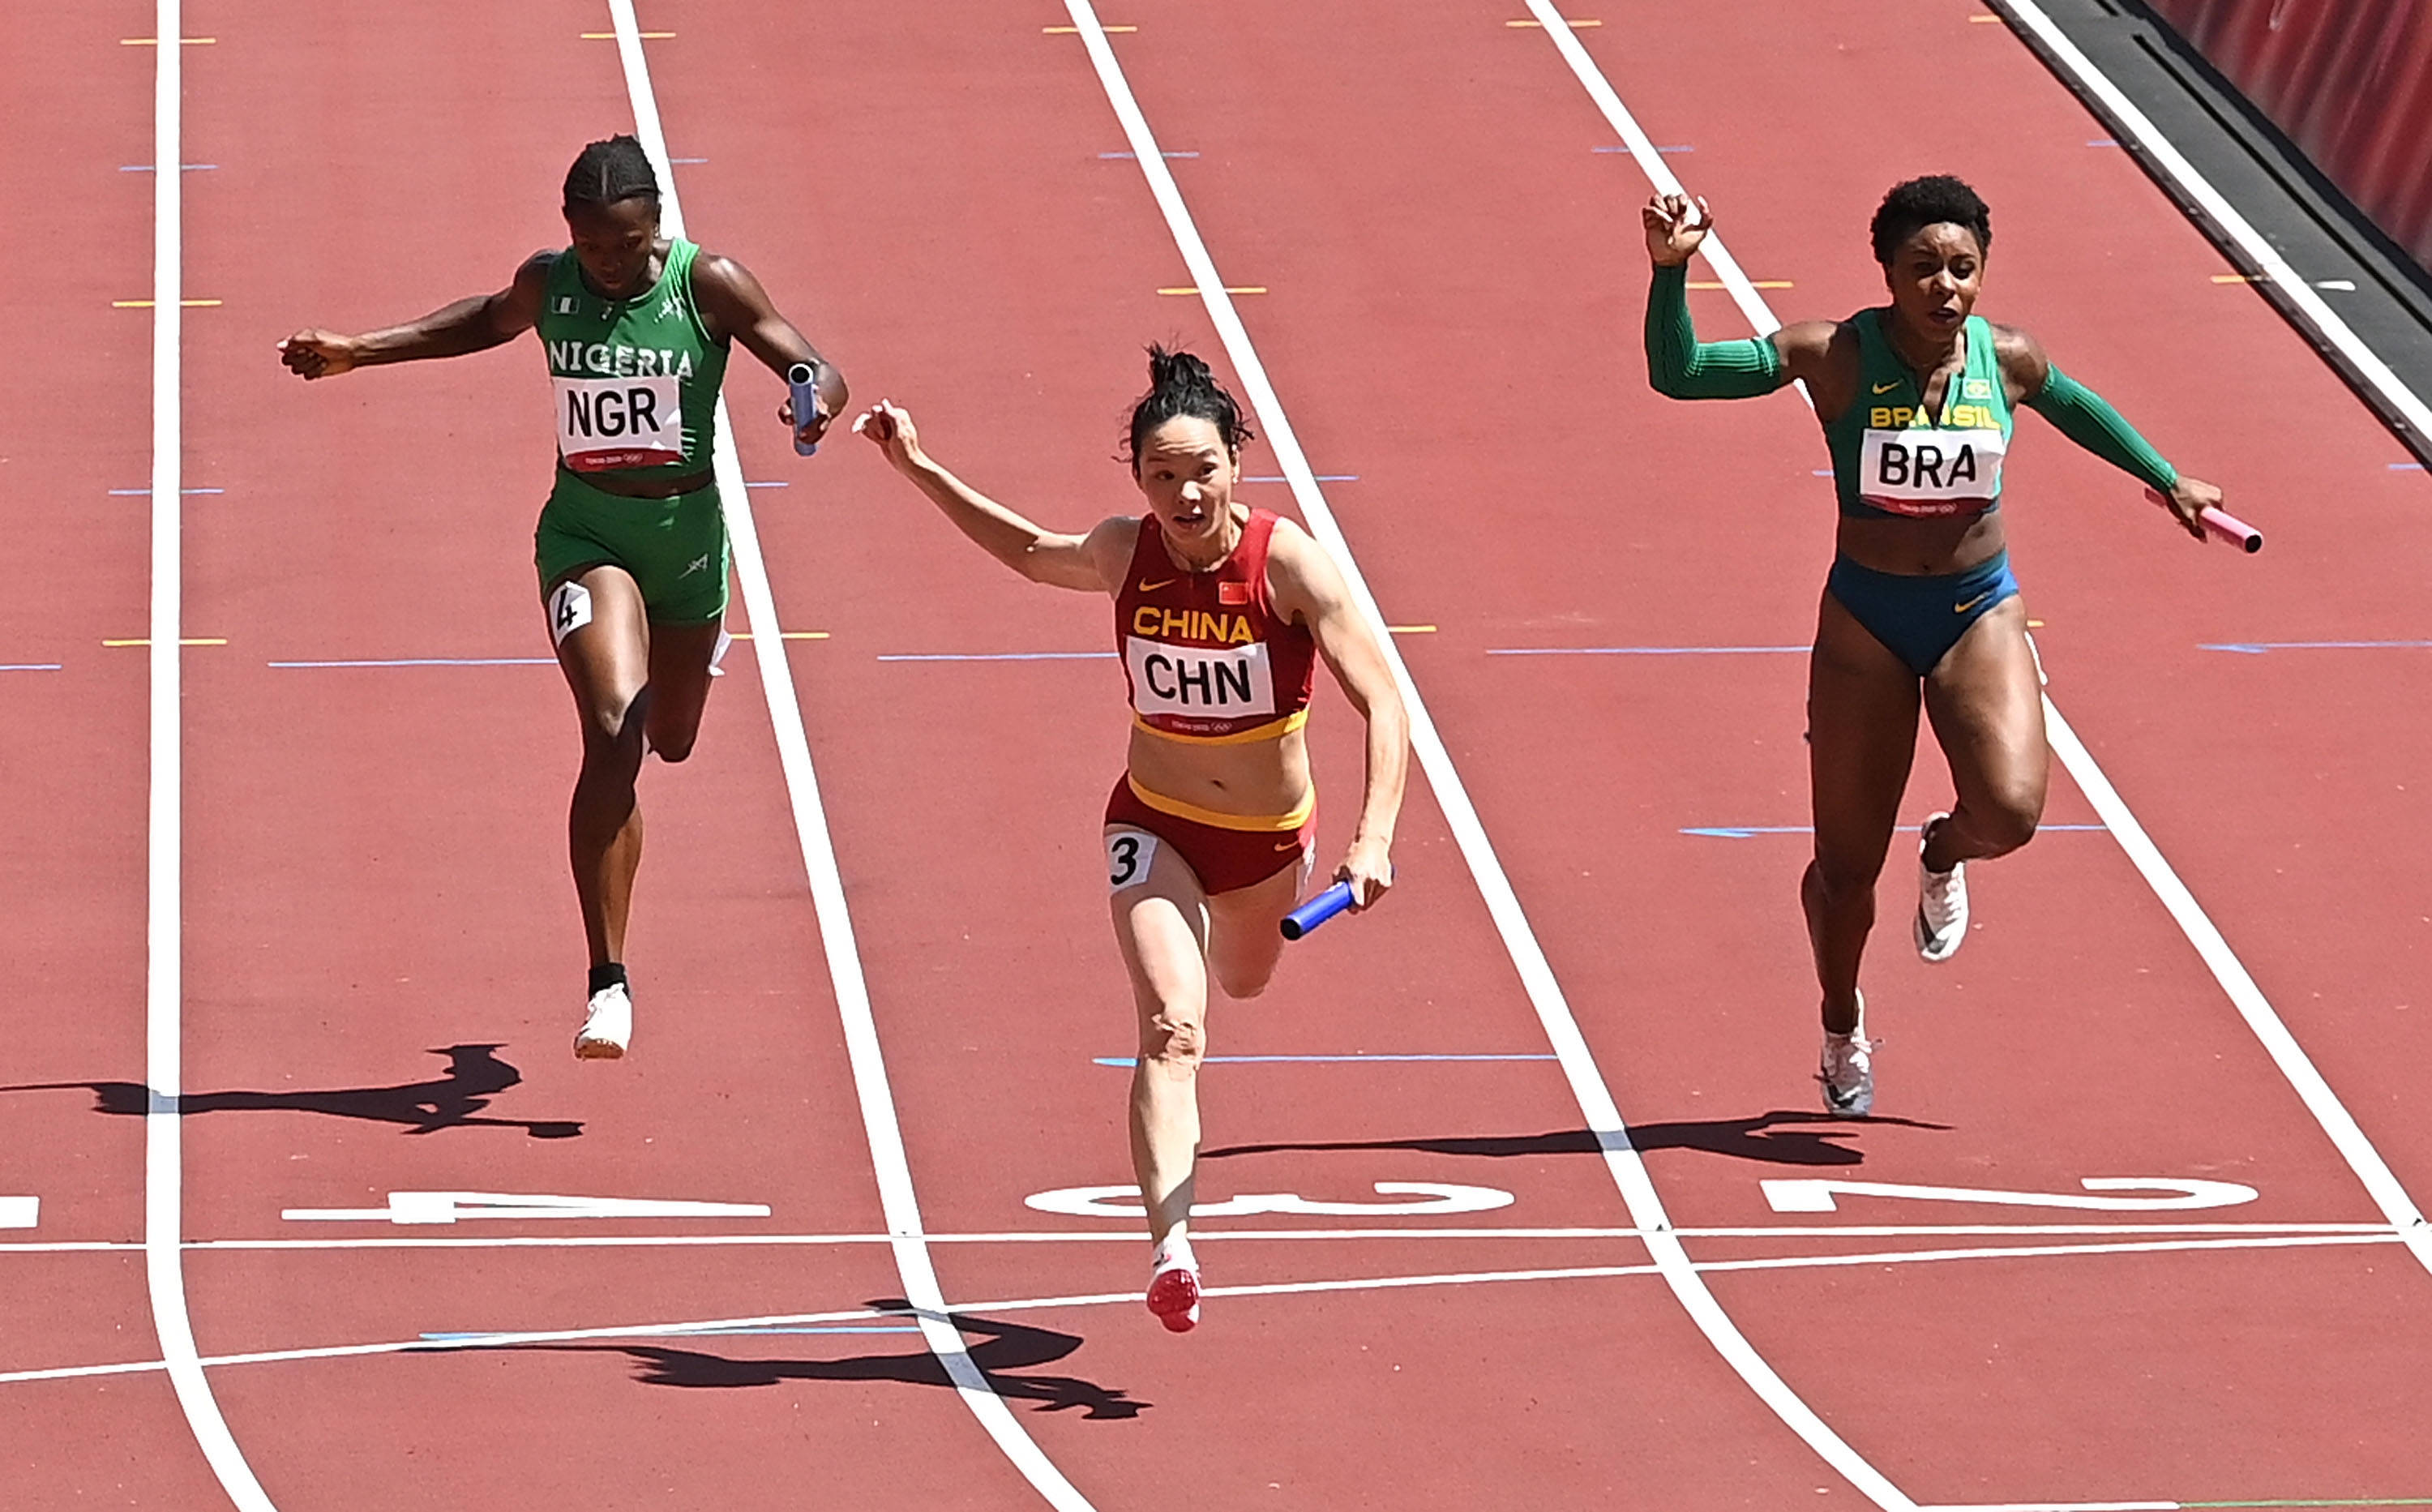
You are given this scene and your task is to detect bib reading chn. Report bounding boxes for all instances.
[555,374,683,472]
[1859,427,2006,516]
[1125,636,1275,721]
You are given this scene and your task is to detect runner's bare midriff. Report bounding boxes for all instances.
[1126,724,1313,820]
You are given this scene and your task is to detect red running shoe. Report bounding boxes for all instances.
[1146,1256,1201,1333]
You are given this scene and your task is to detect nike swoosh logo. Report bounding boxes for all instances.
[1953,592,1992,615]
[1273,840,1304,852]
[1137,578,1176,593]
[1872,381,1900,394]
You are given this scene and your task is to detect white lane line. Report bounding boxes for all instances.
[1066,2,1912,1504]
[145,2,278,1505]
[1520,1,2432,1284]
[2044,707,2432,1274]
[601,6,1094,1508]
[2,1219,2395,1257]
[6,1227,2404,1389]
[1989,0,2432,449]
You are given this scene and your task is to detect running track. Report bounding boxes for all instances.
[7,0,2432,1506]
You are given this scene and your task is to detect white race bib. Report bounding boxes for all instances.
[554,374,684,471]
[1858,427,2005,516]
[1125,636,1275,720]
[1107,829,1159,892]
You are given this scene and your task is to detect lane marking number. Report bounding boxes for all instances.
[1761,1176,2259,1214]
[1026,1182,1516,1219]
[546,580,592,648]
[1107,828,1159,890]
[281,1191,772,1226]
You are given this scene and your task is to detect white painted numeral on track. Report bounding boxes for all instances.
[0,1197,36,1229]
[1761,1177,2258,1214]
[280,1192,772,1225]
[1025,1182,1515,1219]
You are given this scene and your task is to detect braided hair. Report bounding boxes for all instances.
[1125,345,1255,466]
[563,135,661,213]
[1869,174,1992,266]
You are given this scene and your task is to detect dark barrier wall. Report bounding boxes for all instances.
[2145,0,2432,271]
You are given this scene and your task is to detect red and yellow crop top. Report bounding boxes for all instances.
[1114,509,1317,744]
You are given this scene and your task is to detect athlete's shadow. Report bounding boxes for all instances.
[1201,1110,1949,1168]
[522,1304,1145,1420]
[0,1044,582,1139]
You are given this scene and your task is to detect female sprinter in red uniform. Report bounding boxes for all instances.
[1642,176,2224,1117]
[855,349,1408,1331]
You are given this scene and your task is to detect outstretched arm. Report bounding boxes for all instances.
[692,251,848,449]
[278,252,550,379]
[853,400,1122,593]
[1269,524,1407,910]
[1641,194,1836,402]
[1997,326,2222,540]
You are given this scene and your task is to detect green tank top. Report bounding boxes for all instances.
[537,238,728,478]
[1824,310,2013,520]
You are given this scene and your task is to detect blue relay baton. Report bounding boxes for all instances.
[1279,880,1357,940]
[787,362,824,456]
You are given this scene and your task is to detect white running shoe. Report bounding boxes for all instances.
[1913,812,1969,962]
[1820,1013,1874,1120]
[1146,1237,1201,1334]
[575,982,632,1060]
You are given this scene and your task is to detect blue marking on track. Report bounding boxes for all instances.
[744,480,788,489]
[2,665,64,672]
[669,156,709,165]
[1241,474,1358,483]
[2392,462,2426,471]
[1093,1053,1557,1068]
[877,651,1112,662]
[2087,138,2118,147]
[1488,645,1807,656]
[1682,823,2109,838]
[268,658,556,668]
[2200,640,2432,654]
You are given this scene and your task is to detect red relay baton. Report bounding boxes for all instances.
[2145,486,2262,553]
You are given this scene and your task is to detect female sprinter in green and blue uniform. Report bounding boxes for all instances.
[280,135,846,1060]
[1642,175,2224,1117]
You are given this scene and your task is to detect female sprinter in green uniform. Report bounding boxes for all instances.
[279,135,846,1060]
[854,351,1407,1330]
[1642,175,2223,1116]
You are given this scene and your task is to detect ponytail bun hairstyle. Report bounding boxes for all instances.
[1125,345,1255,468]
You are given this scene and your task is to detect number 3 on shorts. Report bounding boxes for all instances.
[1107,829,1159,892]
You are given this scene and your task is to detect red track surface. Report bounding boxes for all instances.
[10,0,2432,1507]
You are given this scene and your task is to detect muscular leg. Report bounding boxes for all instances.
[642,619,722,763]
[1204,858,1308,1001]
[1110,835,1212,1246]
[1920,598,2048,871]
[1804,590,1924,1034]
[552,565,652,970]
